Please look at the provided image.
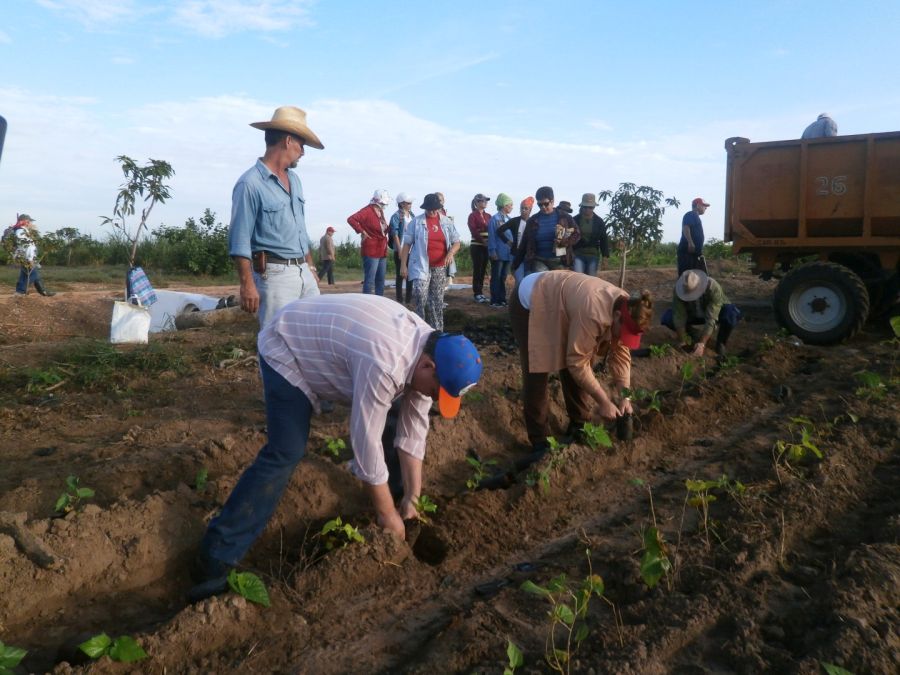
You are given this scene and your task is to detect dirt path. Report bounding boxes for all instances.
[0,267,896,674]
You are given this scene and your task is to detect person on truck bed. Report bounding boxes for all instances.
[802,113,838,139]
[661,269,742,358]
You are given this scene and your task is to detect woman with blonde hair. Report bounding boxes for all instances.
[509,270,652,453]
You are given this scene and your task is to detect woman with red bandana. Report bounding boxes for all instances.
[509,270,652,453]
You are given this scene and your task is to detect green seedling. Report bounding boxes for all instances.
[25,366,64,393]
[54,475,95,514]
[521,550,608,675]
[78,633,147,663]
[678,361,695,395]
[321,437,346,458]
[773,415,824,468]
[820,663,854,675]
[320,516,365,550]
[526,438,568,494]
[758,334,776,353]
[623,387,662,413]
[412,494,438,523]
[581,422,612,450]
[227,569,271,607]
[639,526,672,590]
[717,354,741,370]
[0,640,27,675]
[649,343,674,358]
[194,467,208,493]
[853,370,887,400]
[504,639,524,675]
[685,475,745,549]
[465,456,497,490]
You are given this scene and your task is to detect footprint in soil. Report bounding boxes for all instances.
[404,519,449,566]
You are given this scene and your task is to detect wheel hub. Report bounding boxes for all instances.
[789,283,845,332]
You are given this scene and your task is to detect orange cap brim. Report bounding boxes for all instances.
[438,387,461,418]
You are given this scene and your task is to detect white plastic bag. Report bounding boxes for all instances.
[110,298,151,344]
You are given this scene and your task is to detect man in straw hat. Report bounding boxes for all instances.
[661,269,742,357]
[189,293,483,602]
[228,106,325,326]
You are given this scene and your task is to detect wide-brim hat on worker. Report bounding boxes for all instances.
[558,201,573,214]
[676,269,709,302]
[579,193,598,209]
[421,193,442,211]
[434,334,483,418]
[250,106,324,150]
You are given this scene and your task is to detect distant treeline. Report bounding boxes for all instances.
[3,208,740,277]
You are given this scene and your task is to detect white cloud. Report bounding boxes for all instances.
[0,91,735,246]
[171,0,315,38]
[35,0,147,27]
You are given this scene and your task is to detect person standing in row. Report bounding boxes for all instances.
[400,194,460,331]
[317,226,336,286]
[228,106,322,327]
[514,186,580,275]
[497,196,534,284]
[677,197,709,275]
[436,192,458,293]
[487,193,514,307]
[572,193,610,276]
[389,193,415,304]
[348,189,392,296]
[468,193,492,303]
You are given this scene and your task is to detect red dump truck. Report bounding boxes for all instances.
[724,131,900,344]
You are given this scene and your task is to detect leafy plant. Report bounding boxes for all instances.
[412,494,438,523]
[78,633,147,662]
[521,550,607,674]
[581,422,612,450]
[773,415,824,467]
[649,343,674,358]
[194,467,209,493]
[639,526,672,590]
[503,639,524,675]
[465,456,497,490]
[717,354,741,370]
[685,475,745,549]
[678,361,695,395]
[526,438,568,494]
[321,437,346,458]
[320,517,365,550]
[227,569,271,607]
[623,387,662,413]
[0,640,27,675]
[758,334,776,353]
[853,370,887,400]
[54,475,95,514]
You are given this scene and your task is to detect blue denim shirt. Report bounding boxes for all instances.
[487,211,512,261]
[389,209,414,251]
[228,159,310,260]
[402,213,459,281]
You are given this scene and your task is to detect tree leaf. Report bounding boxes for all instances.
[78,633,112,659]
[108,636,147,662]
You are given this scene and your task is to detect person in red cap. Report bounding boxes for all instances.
[509,270,652,453]
[318,226,336,285]
[677,197,709,275]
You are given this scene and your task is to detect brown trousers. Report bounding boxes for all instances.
[509,282,594,445]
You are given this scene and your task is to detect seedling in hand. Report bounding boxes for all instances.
[412,494,438,523]
[54,475,95,514]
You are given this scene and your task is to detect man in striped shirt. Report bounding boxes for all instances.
[189,294,483,602]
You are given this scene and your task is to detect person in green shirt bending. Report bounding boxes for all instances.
[661,270,742,357]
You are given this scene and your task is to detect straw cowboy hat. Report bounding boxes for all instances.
[250,106,324,150]
[676,269,709,302]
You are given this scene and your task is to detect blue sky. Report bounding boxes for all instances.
[1,0,898,245]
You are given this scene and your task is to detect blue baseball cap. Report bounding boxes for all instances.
[433,334,483,418]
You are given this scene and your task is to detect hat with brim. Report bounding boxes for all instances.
[579,193,598,209]
[676,269,709,302]
[17,213,35,223]
[617,300,644,350]
[421,193,442,211]
[434,334,483,418]
[250,106,324,150]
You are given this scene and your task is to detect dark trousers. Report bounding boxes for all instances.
[677,251,708,276]
[470,244,489,297]
[393,250,411,303]
[490,259,510,304]
[509,285,593,446]
[318,259,335,285]
[661,305,741,347]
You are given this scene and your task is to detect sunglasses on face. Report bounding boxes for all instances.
[538,201,552,207]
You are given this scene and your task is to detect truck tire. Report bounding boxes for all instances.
[774,262,869,345]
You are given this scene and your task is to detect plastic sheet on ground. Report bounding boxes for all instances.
[149,290,222,333]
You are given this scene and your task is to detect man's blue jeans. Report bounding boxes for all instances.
[202,357,312,566]
[573,254,599,276]
[16,266,39,293]
[490,259,510,304]
[362,256,386,295]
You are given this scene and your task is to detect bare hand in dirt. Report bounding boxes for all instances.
[240,283,259,314]
[596,398,620,420]
[692,343,706,356]
[377,509,406,538]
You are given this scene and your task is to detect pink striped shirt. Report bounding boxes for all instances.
[258,294,434,485]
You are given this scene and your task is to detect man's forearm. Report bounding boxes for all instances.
[397,449,423,500]
[234,256,254,285]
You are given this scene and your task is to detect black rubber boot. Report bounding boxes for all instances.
[35,281,56,297]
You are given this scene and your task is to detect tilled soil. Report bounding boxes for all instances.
[0,266,897,674]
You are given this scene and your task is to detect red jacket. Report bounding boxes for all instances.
[468,210,491,246]
[348,204,389,258]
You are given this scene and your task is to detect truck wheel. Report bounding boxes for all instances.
[774,262,870,345]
